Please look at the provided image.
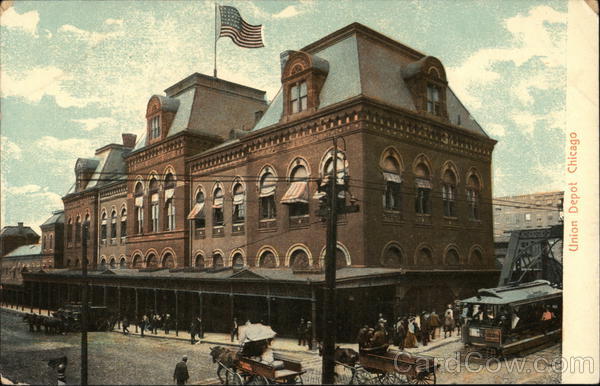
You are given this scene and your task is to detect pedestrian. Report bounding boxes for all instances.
[297,318,306,346]
[173,355,190,385]
[395,317,406,349]
[368,323,388,355]
[164,314,171,335]
[190,318,198,345]
[153,313,160,334]
[404,317,417,348]
[420,311,430,346]
[197,317,204,339]
[305,321,313,350]
[443,305,455,338]
[122,316,130,335]
[57,362,67,385]
[356,325,369,349]
[140,315,148,337]
[429,310,441,340]
[231,317,239,342]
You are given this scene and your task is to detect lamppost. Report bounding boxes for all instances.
[81,221,89,385]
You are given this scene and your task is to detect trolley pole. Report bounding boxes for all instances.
[81,222,89,386]
[321,137,338,385]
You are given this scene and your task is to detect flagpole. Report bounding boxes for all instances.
[214,2,218,78]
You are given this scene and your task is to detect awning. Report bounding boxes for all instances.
[233,192,245,205]
[151,193,159,202]
[134,196,144,207]
[259,184,276,198]
[212,196,224,209]
[186,202,205,220]
[164,188,174,201]
[415,178,432,189]
[383,172,402,184]
[101,219,107,225]
[281,182,308,204]
[121,216,127,221]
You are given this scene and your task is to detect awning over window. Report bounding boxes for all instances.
[134,196,144,207]
[164,188,174,201]
[281,181,308,204]
[259,183,276,198]
[101,219,107,225]
[212,196,224,209]
[121,216,127,221]
[186,202,205,220]
[383,172,402,184]
[151,193,159,202]
[415,178,432,189]
[233,192,245,205]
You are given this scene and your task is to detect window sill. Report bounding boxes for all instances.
[232,223,245,235]
[194,229,206,239]
[414,214,432,226]
[382,210,403,224]
[289,216,310,228]
[212,226,225,237]
[259,219,277,232]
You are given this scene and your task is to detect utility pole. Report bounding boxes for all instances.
[81,222,89,386]
[319,137,359,384]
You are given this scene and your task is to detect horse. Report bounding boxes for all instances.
[318,343,360,380]
[209,346,239,383]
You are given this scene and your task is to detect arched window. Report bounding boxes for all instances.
[149,177,159,232]
[212,253,224,269]
[75,216,82,243]
[134,182,144,234]
[382,244,404,267]
[232,253,244,269]
[445,248,460,266]
[414,161,432,214]
[67,218,73,244]
[109,258,116,268]
[66,259,71,267]
[146,253,157,268]
[165,198,175,231]
[259,170,277,220]
[100,258,107,269]
[132,254,142,269]
[164,172,175,189]
[335,247,349,269]
[119,257,127,269]
[195,254,205,268]
[162,253,175,268]
[467,174,481,220]
[282,164,309,217]
[258,250,277,268]
[164,173,176,231]
[212,186,224,226]
[417,247,434,265]
[120,207,127,238]
[42,236,47,250]
[382,154,402,211]
[290,249,309,269]
[232,183,245,224]
[189,190,206,229]
[442,168,457,217]
[49,234,53,249]
[470,248,483,265]
[110,210,117,239]
[74,259,80,267]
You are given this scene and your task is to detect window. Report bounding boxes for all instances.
[75,217,82,243]
[166,199,175,231]
[290,81,307,113]
[418,247,434,265]
[150,116,160,139]
[151,203,159,232]
[283,165,309,217]
[232,183,245,224]
[467,174,481,220]
[259,250,277,268]
[212,187,224,226]
[414,163,432,215]
[382,245,404,267]
[259,172,277,220]
[212,253,224,269]
[382,155,402,211]
[110,210,117,239]
[195,254,205,269]
[290,249,309,269]
[162,253,175,268]
[426,84,441,115]
[100,212,107,241]
[120,208,127,237]
[134,182,144,234]
[146,254,157,268]
[132,255,142,269]
[42,236,46,250]
[67,219,73,244]
[442,169,457,217]
[149,178,159,232]
[192,191,206,229]
[232,253,244,269]
[445,248,460,265]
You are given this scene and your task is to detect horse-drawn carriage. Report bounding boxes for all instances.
[210,323,305,385]
[335,346,437,384]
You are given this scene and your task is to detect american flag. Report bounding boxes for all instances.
[218,5,264,48]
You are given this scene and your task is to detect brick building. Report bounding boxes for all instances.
[0,222,39,257]
[40,210,64,268]
[20,23,498,340]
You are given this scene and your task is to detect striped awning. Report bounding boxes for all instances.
[233,192,245,205]
[383,172,402,184]
[415,178,432,189]
[134,196,144,207]
[212,196,224,209]
[186,202,205,220]
[164,188,174,201]
[281,182,308,204]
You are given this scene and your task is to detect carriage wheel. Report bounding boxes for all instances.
[245,374,269,385]
[382,372,410,384]
[351,368,375,385]
[408,370,436,384]
[224,370,243,385]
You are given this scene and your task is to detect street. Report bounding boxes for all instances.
[1,309,561,384]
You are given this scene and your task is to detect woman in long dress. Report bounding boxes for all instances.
[403,318,418,348]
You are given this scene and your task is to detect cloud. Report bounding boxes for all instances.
[486,123,506,137]
[0,6,39,36]
[33,136,98,176]
[105,18,123,26]
[5,184,43,195]
[1,136,22,161]
[1,66,98,108]
[72,117,119,132]
[0,183,63,232]
[58,23,124,46]
[273,5,302,19]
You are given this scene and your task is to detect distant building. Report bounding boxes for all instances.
[0,222,40,257]
[493,191,564,266]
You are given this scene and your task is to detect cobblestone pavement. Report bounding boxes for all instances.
[1,308,561,384]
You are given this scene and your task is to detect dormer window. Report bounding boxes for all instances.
[150,116,160,139]
[426,84,441,115]
[290,81,308,113]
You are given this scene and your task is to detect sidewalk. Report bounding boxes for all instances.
[1,305,459,355]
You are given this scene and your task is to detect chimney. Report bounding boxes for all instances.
[122,133,137,148]
[18,222,23,232]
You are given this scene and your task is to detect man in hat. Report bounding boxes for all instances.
[305,320,313,349]
[173,355,190,385]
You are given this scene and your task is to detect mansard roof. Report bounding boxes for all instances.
[41,211,64,227]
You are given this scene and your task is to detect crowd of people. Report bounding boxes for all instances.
[357,303,463,351]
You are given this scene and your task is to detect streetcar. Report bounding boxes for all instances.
[460,280,562,357]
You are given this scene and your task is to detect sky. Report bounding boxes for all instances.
[1,0,568,233]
